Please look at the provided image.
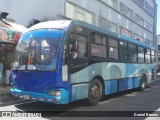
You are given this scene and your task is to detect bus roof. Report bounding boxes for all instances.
[28,20,156,50]
[28,20,71,31]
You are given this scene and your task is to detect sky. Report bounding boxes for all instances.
[157,0,160,35]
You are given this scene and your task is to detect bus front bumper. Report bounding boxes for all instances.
[10,88,69,104]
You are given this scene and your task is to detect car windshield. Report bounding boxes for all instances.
[12,29,64,71]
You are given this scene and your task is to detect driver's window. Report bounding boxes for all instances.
[69,33,87,59]
[69,39,78,59]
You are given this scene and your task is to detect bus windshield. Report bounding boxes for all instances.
[12,29,64,71]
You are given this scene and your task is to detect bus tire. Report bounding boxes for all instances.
[139,75,146,91]
[88,79,102,106]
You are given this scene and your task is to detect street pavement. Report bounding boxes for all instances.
[0,85,26,107]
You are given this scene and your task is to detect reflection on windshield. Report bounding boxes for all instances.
[12,29,63,71]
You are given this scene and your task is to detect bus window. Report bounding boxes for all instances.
[145,49,151,63]
[69,39,78,59]
[79,40,87,57]
[128,43,137,63]
[108,38,118,61]
[138,47,145,63]
[151,50,155,63]
[91,33,107,58]
[69,33,87,59]
[119,41,128,62]
[69,33,88,70]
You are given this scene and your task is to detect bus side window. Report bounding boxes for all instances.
[108,38,118,61]
[138,47,145,63]
[69,39,78,59]
[69,33,87,61]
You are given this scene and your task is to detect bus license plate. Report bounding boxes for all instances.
[23,95,30,99]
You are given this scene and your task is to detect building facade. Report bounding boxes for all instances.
[0,0,157,46]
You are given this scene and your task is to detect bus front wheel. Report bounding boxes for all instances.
[88,79,102,106]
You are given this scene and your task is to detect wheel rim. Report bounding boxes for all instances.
[91,84,99,99]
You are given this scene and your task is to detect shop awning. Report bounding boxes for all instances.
[0,20,28,43]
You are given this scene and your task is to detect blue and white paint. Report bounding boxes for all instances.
[71,62,156,101]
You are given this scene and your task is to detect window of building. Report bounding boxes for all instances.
[119,26,132,38]
[120,3,133,19]
[66,2,75,19]
[145,49,150,63]
[144,21,152,32]
[138,47,144,63]
[91,33,107,58]
[106,20,117,33]
[66,2,94,24]
[134,13,144,26]
[100,0,118,9]
[145,1,154,16]
[108,38,118,60]
[99,17,117,33]
[128,44,137,62]
[119,41,128,61]
[99,17,106,29]
[135,0,154,16]
[144,38,152,45]
[76,11,85,21]
[135,0,144,8]
[134,33,144,42]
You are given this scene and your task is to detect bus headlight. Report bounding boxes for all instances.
[48,90,61,96]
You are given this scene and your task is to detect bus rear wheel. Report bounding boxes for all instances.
[139,75,146,91]
[88,79,102,106]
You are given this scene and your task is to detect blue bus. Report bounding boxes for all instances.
[10,20,156,105]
